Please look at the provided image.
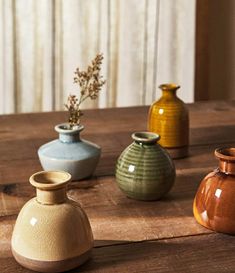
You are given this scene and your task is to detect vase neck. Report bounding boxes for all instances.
[218,160,235,175]
[36,187,67,205]
[159,83,180,99]
[161,90,177,98]
[59,132,81,143]
[29,171,71,205]
[215,148,235,175]
[55,123,84,143]
[132,132,160,145]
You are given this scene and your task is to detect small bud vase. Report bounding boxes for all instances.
[115,132,175,201]
[148,83,189,159]
[193,148,235,234]
[38,123,101,181]
[11,171,93,272]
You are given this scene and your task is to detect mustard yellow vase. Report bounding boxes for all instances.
[148,84,189,159]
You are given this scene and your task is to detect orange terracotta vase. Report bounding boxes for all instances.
[148,84,189,159]
[193,148,235,234]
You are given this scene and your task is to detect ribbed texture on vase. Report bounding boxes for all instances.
[116,142,175,201]
[148,85,189,159]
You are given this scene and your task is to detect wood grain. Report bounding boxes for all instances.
[0,102,234,180]
[1,233,235,273]
[0,102,235,272]
[0,138,234,183]
[0,171,211,248]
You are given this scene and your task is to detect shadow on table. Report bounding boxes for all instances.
[71,234,234,272]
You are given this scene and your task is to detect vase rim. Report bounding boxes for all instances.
[55,123,84,134]
[215,147,235,162]
[159,83,180,91]
[132,132,160,144]
[29,170,71,190]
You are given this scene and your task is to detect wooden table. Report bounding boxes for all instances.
[1,101,235,273]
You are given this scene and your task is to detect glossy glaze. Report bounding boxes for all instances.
[11,171,93,272]
[193,148,235,234]
[38,123,101,181]
[148,84,189,158]
[115,132,175,201]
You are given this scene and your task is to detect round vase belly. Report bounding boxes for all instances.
[148,84,189,159]
[11,171,94,272]
[193,148,235,234]
[38,124,101,181]
[115,132,175,201]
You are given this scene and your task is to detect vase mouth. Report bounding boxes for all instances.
[55,123,84,134]
[29,171,71,190]
[132,132,160,144]
[215,147,235,162]
[159,83,180,91]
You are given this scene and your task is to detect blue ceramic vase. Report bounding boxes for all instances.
[38,123,101,181]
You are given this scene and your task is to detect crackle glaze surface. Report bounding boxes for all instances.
[11,171,93,272]
[12,198,93,261]
[115,132,175,201]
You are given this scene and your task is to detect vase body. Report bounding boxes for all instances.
[115,132,175,201]
[193,148,235,234]
[148,84,189,159]
[38,124,101,181]
[11,171,93,272]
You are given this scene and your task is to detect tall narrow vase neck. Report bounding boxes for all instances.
[215,148,235,175]
[55,123,84,143]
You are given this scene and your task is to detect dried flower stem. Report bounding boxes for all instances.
[64,53,105,129]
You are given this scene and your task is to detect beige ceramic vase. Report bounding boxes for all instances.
[11,171,93,273]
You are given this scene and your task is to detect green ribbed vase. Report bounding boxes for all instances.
[115,132,175,201]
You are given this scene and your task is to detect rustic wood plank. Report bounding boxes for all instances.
[0,170,212,249]
[80,233,235,273]
[1,233,235,273]
[0,102,234,184]
[0,135,234,184]
[0,101,235,141]
[0,124,235,162]
[1,102,235,272]
[97,140,235,177]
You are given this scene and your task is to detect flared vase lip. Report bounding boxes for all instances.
[159,83,180,91]
[29,170,72,190]
[215,147,235,162]
[55,123,84,134]
[132,132,160,144]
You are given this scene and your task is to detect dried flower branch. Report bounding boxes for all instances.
[64,53,105,129]
[64,95,83,128]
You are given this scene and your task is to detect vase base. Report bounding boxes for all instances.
[193,215,235,235]
[12,248,92,273]
[166,146,188,159]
